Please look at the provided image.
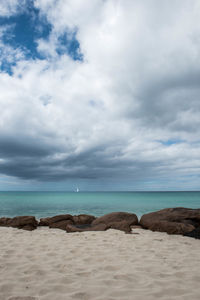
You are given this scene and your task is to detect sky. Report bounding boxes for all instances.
[0,0,200,191]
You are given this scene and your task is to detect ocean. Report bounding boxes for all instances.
[0,191,200,220]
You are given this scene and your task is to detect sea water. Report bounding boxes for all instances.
[0,191,200,219]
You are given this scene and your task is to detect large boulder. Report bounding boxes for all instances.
[66,212,138,233]
[45,214,73,224]
[0,216,38,231]
[140,207,200,235]
[92,212,138,227]
[91,212,138,233]
[49,219,74,230]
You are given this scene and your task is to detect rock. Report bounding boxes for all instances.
[22,225,37,231]
[66,224,83,232]
[140,207,200,235]
[143,220,194,234]
[72,214,96,225]
[87,223,108,231]
[49,219,74,230]
[66,221,130,233]
[66,212,138,233]
[0,216,38,230]
[7,216,38,231]
[39,214,96,230]
[184,227,200,239]
[0,217,11,226]
[39,214,73,230]
[109,221,131,233]
[45,214,73,224]
[66,223,108,233]
[39,217,51,226]
[92,212,138,227]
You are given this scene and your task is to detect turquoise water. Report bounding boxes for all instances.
[0,191,200,220]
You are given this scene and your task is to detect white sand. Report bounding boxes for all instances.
[0,227,200,300]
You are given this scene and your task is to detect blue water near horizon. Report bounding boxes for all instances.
[0,191,200,220]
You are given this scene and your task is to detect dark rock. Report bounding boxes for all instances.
[45,214,73,224]
[39,214,96,230]
[140,207,200,235]
[72,214,96,225]
[66,224,84,232]
[0,216,38,230]
[142,220,194,234]
[184,227,200,239]
[109,221,131,233]
[22,225,37,231]
[39,214,73,230]
[84,223,108,231]
[92,212,138,227]
[66,212,138,233]
[66,223,108,233]
[49,219,74,230]
[66,221,131,233]
[39,214,95,230]
[8,216,38,230]
[39,217,51,226]
[0,217,11,226]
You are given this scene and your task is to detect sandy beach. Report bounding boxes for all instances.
[0,227,200,300]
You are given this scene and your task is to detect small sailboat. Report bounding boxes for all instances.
[76,187,79,193]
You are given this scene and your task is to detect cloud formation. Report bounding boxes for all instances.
[0,0,200,190]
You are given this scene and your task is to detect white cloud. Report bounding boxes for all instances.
[0,0,200,189]
[0,0,26,16]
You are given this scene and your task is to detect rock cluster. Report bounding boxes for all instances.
[140,207,200,237]
[0,212,138,233]
[0,208,200,238]
[39,214,96,230]
[66,212,138,233]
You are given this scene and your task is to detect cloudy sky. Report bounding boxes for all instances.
[0,0,200,191]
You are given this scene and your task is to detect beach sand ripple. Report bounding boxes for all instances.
[0,227,200,300]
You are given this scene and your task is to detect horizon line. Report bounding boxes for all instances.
[0,190,200,193]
